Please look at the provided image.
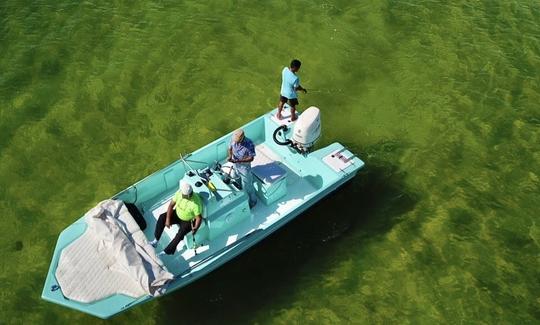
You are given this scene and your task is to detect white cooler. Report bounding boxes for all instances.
[251,162,287,205]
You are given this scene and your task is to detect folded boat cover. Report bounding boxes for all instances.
[55,199,173,303]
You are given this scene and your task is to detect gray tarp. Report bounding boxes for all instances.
[55,199,173,303]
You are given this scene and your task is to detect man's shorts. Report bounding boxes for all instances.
[280,95,299,107]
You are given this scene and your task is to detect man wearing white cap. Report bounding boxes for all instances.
[227,128,257,208]
[150,180,203,255]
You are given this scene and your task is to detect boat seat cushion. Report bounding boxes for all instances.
[251,162,287,184]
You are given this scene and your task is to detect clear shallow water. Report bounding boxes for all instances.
[1,0,539,323]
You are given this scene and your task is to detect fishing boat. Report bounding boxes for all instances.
[41,106,365,318]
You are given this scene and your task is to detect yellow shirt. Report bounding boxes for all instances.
[172,192,202,221]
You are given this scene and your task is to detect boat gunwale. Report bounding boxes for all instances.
[111,113,268,203]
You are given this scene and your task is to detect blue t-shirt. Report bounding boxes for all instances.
[230,137,256,172]
[280,67,300,99]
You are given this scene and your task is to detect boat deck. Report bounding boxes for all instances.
[141,143,318,275]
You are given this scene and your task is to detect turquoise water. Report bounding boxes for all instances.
[1,0,539,323]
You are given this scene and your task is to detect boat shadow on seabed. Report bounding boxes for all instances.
[152,151,419,324]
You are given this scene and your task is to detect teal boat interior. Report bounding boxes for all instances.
[42,107,364,318]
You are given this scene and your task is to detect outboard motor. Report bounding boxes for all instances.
[273,106,321,154]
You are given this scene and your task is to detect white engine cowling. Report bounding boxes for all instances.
[292,106,321,152]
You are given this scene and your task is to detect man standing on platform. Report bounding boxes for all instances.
[277,59,307,121]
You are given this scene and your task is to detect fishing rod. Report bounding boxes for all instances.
[183,158,210,165]
[191,220,198,256]
[179,153,199,176]
[302,88,343,94]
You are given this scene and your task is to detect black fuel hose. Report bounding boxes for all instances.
[273,125,292,146]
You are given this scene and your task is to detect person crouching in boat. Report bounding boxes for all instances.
[228,129,258,209]
[150,181,203,255]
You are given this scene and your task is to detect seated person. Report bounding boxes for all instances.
[150,181,202,255]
